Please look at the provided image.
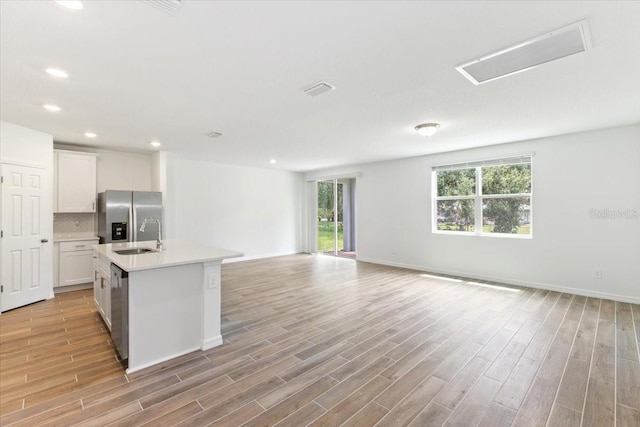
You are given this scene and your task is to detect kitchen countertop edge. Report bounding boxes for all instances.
[93,240,243,272]
[54,234,100,242]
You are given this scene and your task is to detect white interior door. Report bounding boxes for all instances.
[1,163,49,312]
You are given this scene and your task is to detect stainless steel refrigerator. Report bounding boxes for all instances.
[97,190,163,244]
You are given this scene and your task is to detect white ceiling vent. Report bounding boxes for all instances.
[456,20,591,85]
[303,81,336,97]
[205,131,222,139]
[141,0,182,14]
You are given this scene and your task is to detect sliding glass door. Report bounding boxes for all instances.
[317,178,355,257]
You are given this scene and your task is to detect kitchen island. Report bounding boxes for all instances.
[93,240,242,374]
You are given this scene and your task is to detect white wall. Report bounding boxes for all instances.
[54,144,152,192]
[164,156,304,261]
[1,121,53,167]
[306,124,640,303]
[0,121,54,300]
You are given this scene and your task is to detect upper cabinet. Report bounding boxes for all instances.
[54,150,98,213]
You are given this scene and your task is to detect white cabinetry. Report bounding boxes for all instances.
[59,239,99,287]
[55,150,98,213]
[93,250,111,330]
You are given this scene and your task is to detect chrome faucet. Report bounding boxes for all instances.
[140,217,163,250]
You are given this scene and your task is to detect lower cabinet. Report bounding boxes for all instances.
[58,239,99,287]
[93,250,112,331]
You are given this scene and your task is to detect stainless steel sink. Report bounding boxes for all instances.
[113,248,157,255]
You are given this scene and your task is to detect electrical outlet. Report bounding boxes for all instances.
[593,269,602,279]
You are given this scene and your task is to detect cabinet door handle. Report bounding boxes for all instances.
[75,245,85,248]
[41,238,49,243]
[95,270,98,281]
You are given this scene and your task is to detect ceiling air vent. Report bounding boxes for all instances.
[205,131,222,139]
[303,81,336,97]
[141,0,182,14]
[456,20,591,85]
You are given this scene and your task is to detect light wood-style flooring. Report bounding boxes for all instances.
[1,254,639,426]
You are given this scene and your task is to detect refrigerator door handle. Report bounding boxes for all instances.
[130,207,135,242]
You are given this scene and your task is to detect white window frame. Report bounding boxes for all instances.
[432,155,533,238]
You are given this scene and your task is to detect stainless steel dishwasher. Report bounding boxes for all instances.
[111,263,129,367]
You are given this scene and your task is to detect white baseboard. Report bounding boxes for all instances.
[356,256,640,305]
[224,251,303,263]
[53,283,92,294]
[126,345,201,374]
[201,335,224,350]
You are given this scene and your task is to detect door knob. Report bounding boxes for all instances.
[41,238,49,243]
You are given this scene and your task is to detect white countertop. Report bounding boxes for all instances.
[93,240,243,272]
[54,233,100,242]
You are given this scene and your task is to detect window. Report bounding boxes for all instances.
[433,156,532,236]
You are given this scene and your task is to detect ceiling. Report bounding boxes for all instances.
[1,1,639,172]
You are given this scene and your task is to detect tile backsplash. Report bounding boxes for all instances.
[54,213,96,234]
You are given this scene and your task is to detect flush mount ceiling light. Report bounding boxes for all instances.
[149,141,161,147]
[456,20,591,85]
[55,1,84,10]
[269,159,277,164]
[415,123,440,137]
[45,68,69,78]
[43,104,61,112]
[84,132,97,138]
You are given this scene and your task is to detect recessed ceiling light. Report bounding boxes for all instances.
[415,123,440,137]
[55,1,83,10]
[43,104,62,112]
[269,159,277,164]
[84,132,97,138]
[45,68,69,78]
[150,141,161,147]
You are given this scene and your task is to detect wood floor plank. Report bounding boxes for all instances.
[616,303,639,362]
[307,375,391,427]
[340,401,387,427]
[582,377,615,426]
[256,355,348,410]
[315,356,393,410]
[433,356,491,410]
[546,403,582,427]
[271,402,326,427]
[7,400,82,427]
[1,255,633,427]
[197,356,300,409]
[443,375,502,427]
[477,402,517,427]
[240,376,338,427]
[484,340,527,383]
[493,356,539,410]
[206,401,264,427]
[511,376,557,427]
[141,401,204,427]
[554,358,590,411]
[616,358,640,411]
[177,376,285,426]
[71,401,142,427]
[407,401,452,427]
[375,375,446,426]
[374,356,442,410]
[617,404,640,427]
